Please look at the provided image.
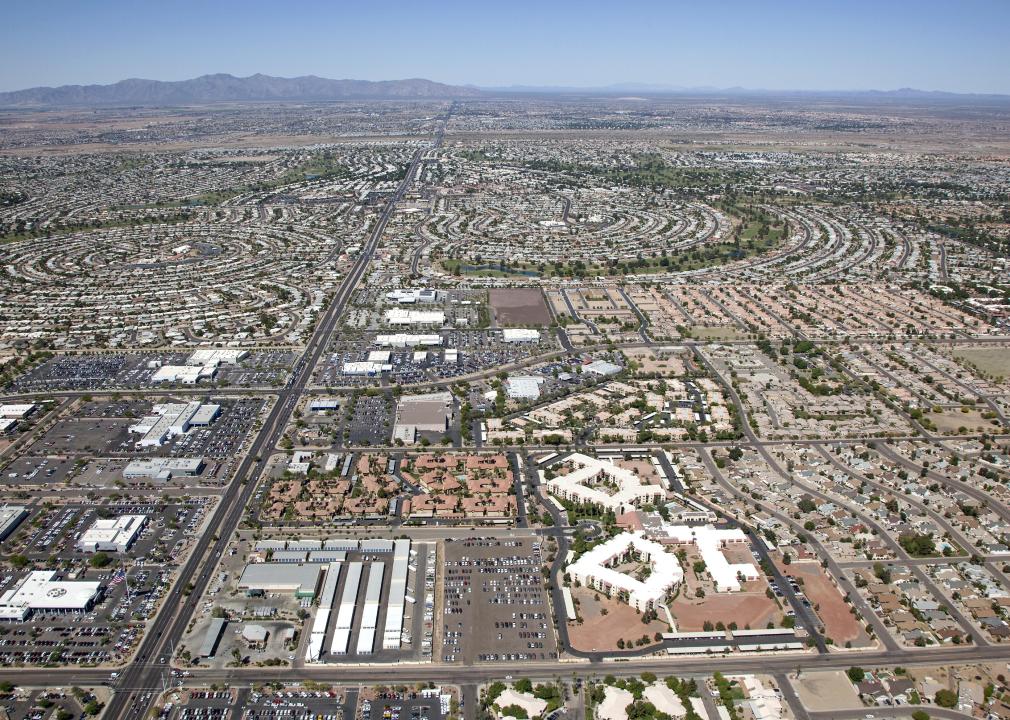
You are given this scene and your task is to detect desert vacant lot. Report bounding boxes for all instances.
[567,587,668,652]
[928,407,994,434]
[783,560,870,648]
[688,326,747,341]
[793,670,862,712]
[952,346,1010,380]
[489,288,552,326]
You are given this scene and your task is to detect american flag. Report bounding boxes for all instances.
[110,569,127,586]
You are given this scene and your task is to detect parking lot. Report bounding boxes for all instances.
[8,499,212,563]
[167,690,239,720]
[441,535,557,664]
[14,352,295,392]
[2,455,76,485]
[15,397,263,465]
[13,355,132,392]
[0,687,101,720]
[314,329,554,387]
[0,497,212,666]
[358,688,450,720]
[0,607,144,666]
[346,394,393,446]
[240,687,353,720]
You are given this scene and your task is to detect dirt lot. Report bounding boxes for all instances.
[688,326,747,341]
[928,407,994,434]
[952,346,1010,380]
[670,592,778,631]
[566,587,668,652]
[780,560,869,647]
[613,458,664,486]
[489,288,551,326]
[625,347,688,376]
[792,670,863,711]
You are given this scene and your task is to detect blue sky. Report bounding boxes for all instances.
[2,0,1008,93]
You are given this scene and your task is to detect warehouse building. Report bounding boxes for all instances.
[309,398,341,412]
[272,550,309,563]
[0,571,103,621]
[385,309,445,326]
[123,457,205,480]
[129,401,216,447]
[332,561,363,655]
[506,375,544,400]
[238,563,323,599]
[306,562,341,662]
[189,403,221,426]
[0,404,37,420]
[502,328,540,343]
[151,365,215,384]
[342,361,392,376]
[392,392,452,444]
[0,506,28,542]
[382,539,411,650]
[356,562,386,654]
[200,617,227,658]
[360,539,395,553]
[77,514,147,553]
[584,360,623,377]
[186,349,248,366]
[374,333,442,348]
[386,289,441,305]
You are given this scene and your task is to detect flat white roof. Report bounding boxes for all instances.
[0,571,101,616]
[190,404,220,425]
[78,514,146,550]
[0,404,36,419]
[656,524,758,592]
[507,375,543,399]
[186,348,248,365]
[385,309,444,325]
[502,328,540,341]
[567,532,682,609]
[546,453,664,512]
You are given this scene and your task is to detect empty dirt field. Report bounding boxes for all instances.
[780,559,869,647]
[688,326,748,341]
[952,346,1010,380]
[566,587,668,652]
[792,670,863,712]
[670,591,778,631]
[489,288,552,326]
[625,347,688,375]
[928,407,996,434]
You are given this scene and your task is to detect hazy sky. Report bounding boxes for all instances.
[3,0,1008,93]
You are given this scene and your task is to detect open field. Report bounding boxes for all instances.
[952,346,1010,379]
[785,561,869,648]
[566,588,667,653]
[489,288,552,326]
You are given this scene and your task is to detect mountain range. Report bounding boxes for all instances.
[2,73,1007,108]
[0,73,481,107]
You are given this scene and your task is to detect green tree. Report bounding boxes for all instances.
[934,689,958,708]
[89,552,113,568]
